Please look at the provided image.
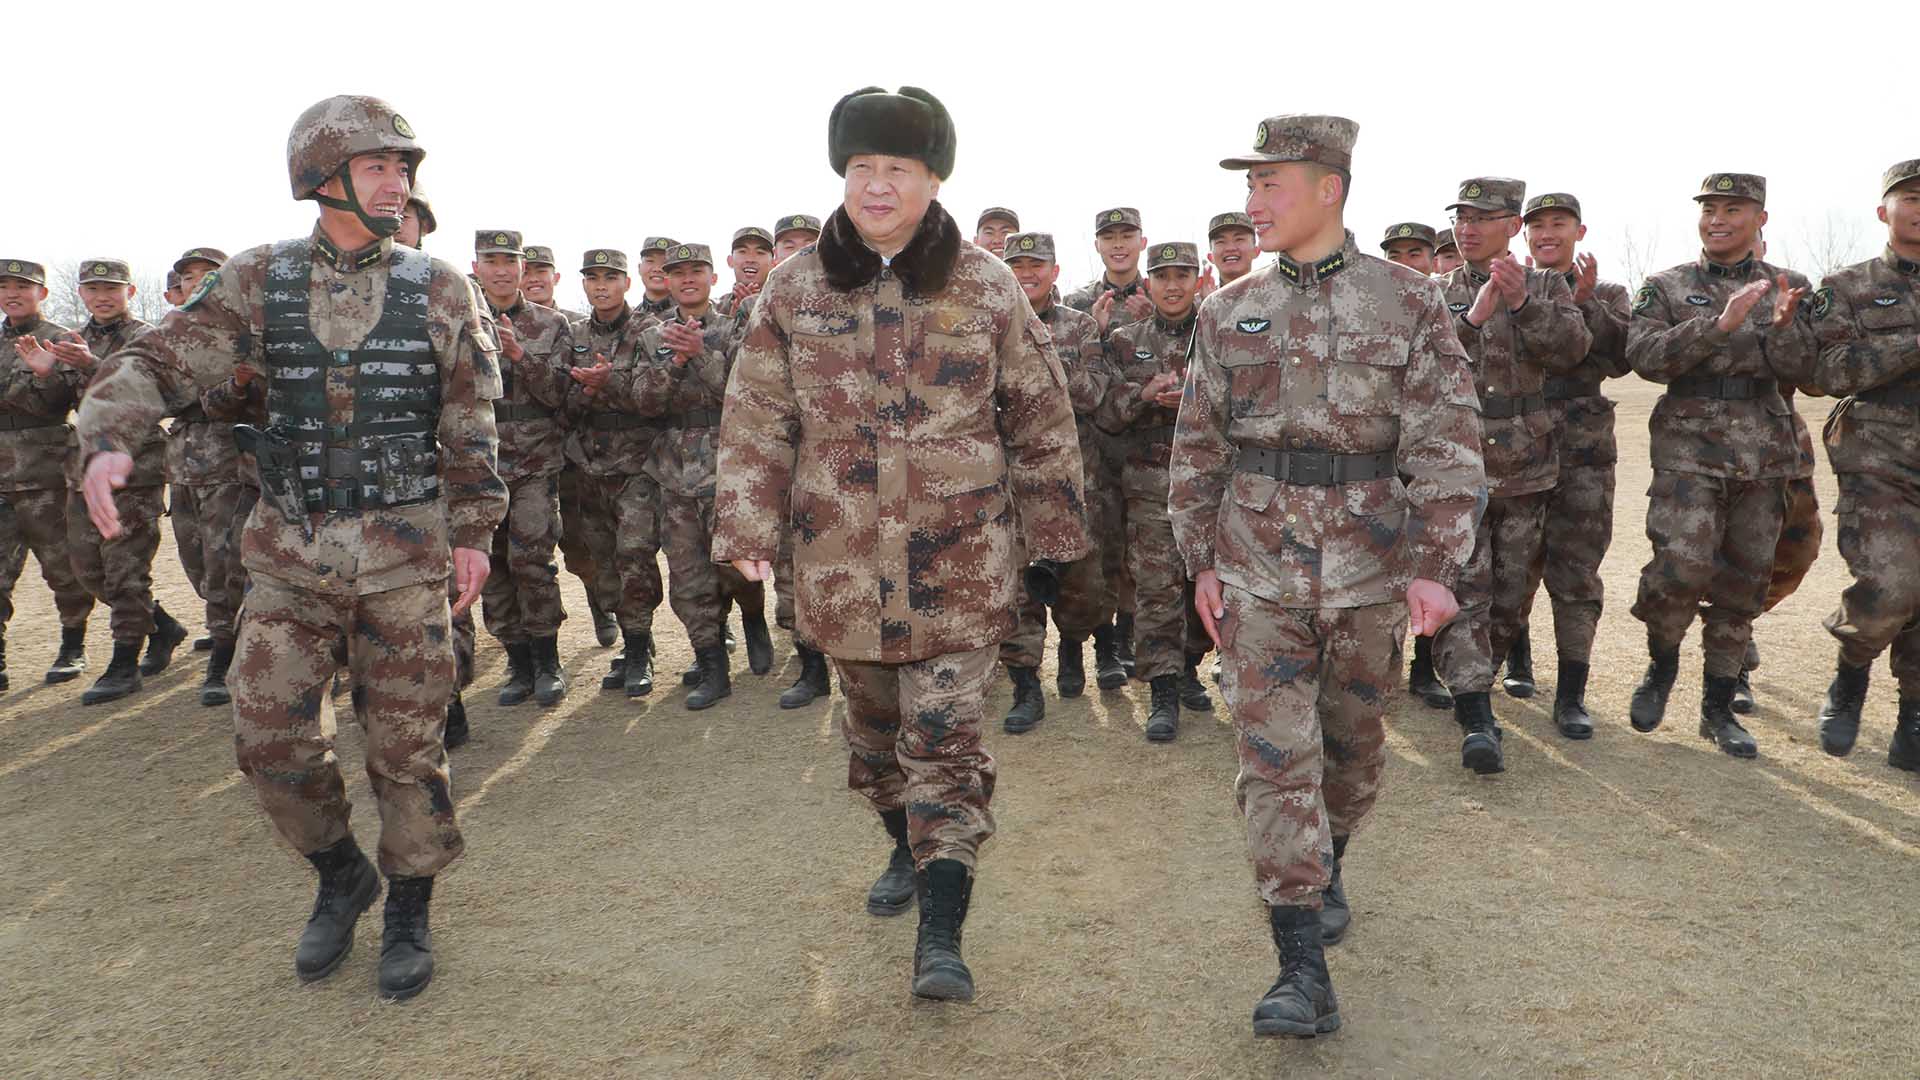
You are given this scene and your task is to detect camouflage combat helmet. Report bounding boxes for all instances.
[407,185,438,236]
[287,94,424,238]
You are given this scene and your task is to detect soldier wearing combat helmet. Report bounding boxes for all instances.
[76,95,507,1002]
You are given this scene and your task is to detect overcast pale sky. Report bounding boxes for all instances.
[7,1,1905,311]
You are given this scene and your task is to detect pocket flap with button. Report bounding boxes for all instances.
[1343,475,1408,516]
[1857,303,1915,332]
[942,482,1009,527]
[1229,472,1278,513]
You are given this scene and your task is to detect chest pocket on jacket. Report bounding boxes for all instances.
[1328,332,1407,416]
[1857,300,1916,332]
[1218,352,1283,418]
[921,310,996,397]
[789,311,860,389]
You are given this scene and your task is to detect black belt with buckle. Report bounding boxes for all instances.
[589,412,651,431]
[1858,382,1920,407]
[1235,447,1396,486]
[494,402,554,423]
[0,412,64,431]
[1667,375,1777,400]
[1480,393,1548,419]
[1543,377,1601,401]
[675,408,723,429]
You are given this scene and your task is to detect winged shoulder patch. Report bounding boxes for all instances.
[1235,318,1271,334]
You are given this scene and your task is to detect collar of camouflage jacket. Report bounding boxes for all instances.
[1270,231,1356,289]
[591,303,634,331]
[819,199,961,296]
[2,314,46,337]
[1886,246,1920,276]
[311,225,394,273]
[1698,251,1758,279]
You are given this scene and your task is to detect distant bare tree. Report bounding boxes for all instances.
[1613,223,1662,292]
[1787,211,1869,281]
[39,262,172,330]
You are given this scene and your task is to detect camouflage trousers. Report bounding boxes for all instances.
[0,487,92,632]
[170,483,254,643]
[774,520,798,634]
[1001,546,1112,670]
[481,473,566,643]
[232,574,461,878]
[1218,586,1400,908]
[558,463,621,618]
[1435,491,1549,695]
[834,642,998,871]
[1125,476,1208,681]
[1093,434,1134,617]
[1763,476,1822,613]
[1825,472,1920,694]
[598,473,663,636]
[1631,470,1787,678]
[65,487,162,644]
[661,488,760,651]
[1519,464,1614,664]
[448,576,475,690]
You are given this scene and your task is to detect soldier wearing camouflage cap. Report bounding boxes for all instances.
[1379,222,1438,275]
[1173,112,1485,1039]
[1429,176,1590,773]
[1095,241,1215,740]
[1432,228,1462,275]
[1208,211,1261,287]
[761,219,828,707]
[519,245,582,320]
[75,95,507,1002]
[0,258,96,690]
[172,248,227,290]
[997,231,1113,732]
[973,207,1020,256]
[163,270,185,307]
[1067,206,1152,336]
[771,214,822,265]
[1809,158,1920,768]
[635,236,679,318]
[717,227,776,319]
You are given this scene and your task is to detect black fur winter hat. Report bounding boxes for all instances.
[828,86,955,180]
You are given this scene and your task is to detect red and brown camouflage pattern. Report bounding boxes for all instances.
[70,315,164,489]
[565,303,667,635]
[1,313,82,492]
[286,94,423,201]
[1435,489,1548,693]
[65,316,164,643]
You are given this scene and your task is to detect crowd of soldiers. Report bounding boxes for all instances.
[7,86,1918,1041]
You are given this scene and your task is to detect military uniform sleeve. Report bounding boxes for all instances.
[512,315,574,410]
[615,330,680,417]
[1511,270,1592,373]
[1763,269,1820,386]
[1397,288,1486,590]
[434,272,508,551]
[199,373,264,420]
[712,281,799,563]
[1060,316,1108,417]
[1168,303,1235,576]
[1627,276,1725,382]
[1093,325,1151,432]
[1581,282,1632,378]
[996,300,1091,563]
[1812,274,1920,395]
[0,350,81,420]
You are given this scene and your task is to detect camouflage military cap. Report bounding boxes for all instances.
[1094,207,1142,234]
[286,94,423,201]
[77,258,133,285]
[1448,177,1526,214]
[1434,228,1457,253]
[1523,192,1582,222]
[1219,114,1358,171]
[732,226,775,250]
[0,259,47,285]
[1881,159,1920,197]
[1208,211,1256,239]
[1001,232,1056,263]
[773,214,822,238]
[172,247,228,274]
[976,206,1020,230]
[1146,241,1201,271]
[639,236,678,255]
[662,242,714,269]
[475,230,525,256]
[523,245,558,267]
[580,248,628,274]
[1695,173,1766,206]
[1379,222,1438,251]
[165,269,182,289]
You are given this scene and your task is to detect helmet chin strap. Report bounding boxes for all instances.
[313,167,403,240]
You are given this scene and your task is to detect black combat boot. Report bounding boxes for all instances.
[531,635,568,706]
[1501,636,1536,699]
[496,641,534,706]
[1253,904,1341,1038]
[1091,624,1127,691]
[741,611,774,676]
[81,641,144,705]
[867,808,915,917]
[1553,660,1594,740]
[1699,674,1757,759]
[1114,612,1137,676]
[1454,691,1504,774]
[1817,661,1870,757]
[1407,634,1451,709]
[1320,835,1351,946]
[1003,666,1045,734]
[193,635,213,652]
[46,624,88,684]
[1629,643,1681,733]
[200,641,235,707]
[1145,674,1180,742]
[295,836,382,982]
[587,594,618,648]
[780,645,831,709]
[911,859,976,1002]
[622,631,655,697]
[1180,651,1214,711]
[1056,637,1086,698]
[378,875,436,1001]
[684,645,732,710]
[1731,638,1760,715]
[140,603,189,676]
[1888,698,1920,772]
[443,692,469,750]
[0,633,7,691]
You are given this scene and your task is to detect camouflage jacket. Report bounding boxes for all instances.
[484,293,573,482]
[192,363,268,488]
[565,304,664,477]
[0,314,80,492]
[621,306,741,498]
[1627,253,1817,479]
[1095,312,1196,496]
[1437,261,1591,496]
[70,316,163,489]
[1035,299,1107,483]
[1813,248,1920,479]
[715,289,759,320]
[1064,272,1148,337]
[1548,277,1633,468]
[637,293,675,320]
[74,226,508,597]
[1169,234,1486,607]
[713,202,1091,663]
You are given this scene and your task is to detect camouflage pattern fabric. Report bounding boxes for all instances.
[170,484,205,596]
[1063,273,1148,335]
[1434,490,1549,693]
[481,474,564,643]
[0,314,96,631]
[1765,474,1821,613]
[65,487,161,642]
[1631,471,1788,676]
[479,295,573,642]
[0,489,94,632]
[567,304,665,635]
[180,482,256,643]
[556,462,620,621]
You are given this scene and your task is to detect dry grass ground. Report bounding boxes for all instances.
[2,376,1916,1079]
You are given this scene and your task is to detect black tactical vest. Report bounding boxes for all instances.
[262,239,441,512]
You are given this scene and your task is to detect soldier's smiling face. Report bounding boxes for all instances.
[1146,266,1197,319]
[581,267,631,315]
[0,277,47,321]
[521,265,559,304]
[843,154,939,257]
[1094,226,1144,275]
[176,259,219,295]
[1879,181,1920,255]
[472,253,525,305]
[1697,197,1765,262]
[1524,209,1585,271]
[773,229,817,264]
[639,251,671,296]
[1433,247,1463,274]
[974,216,1016,255]
[1451,211,1519,264]
[1209,227,1258,282]
[1005,256,1059,308]
[1244,163,1339,254]
[397,205,424,248]
[1383,239,1434,274]
[728,239,775,289]
[79,281,132,321]
[318,152,411,228]
[666,261,716,309]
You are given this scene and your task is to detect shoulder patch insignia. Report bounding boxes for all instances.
[1872,296,1899,307]
[1811,287,1834,319]
[1632,285,1656,313]
[1447,302,1471,314]
[182,269,221,311]
[1684,294,1712,306]
[1235,318,1272,334]
[1134,349,1154,361]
